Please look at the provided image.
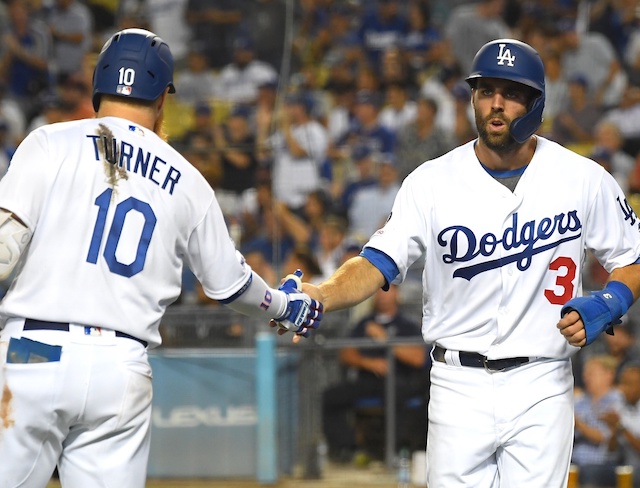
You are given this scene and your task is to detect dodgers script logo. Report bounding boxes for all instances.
[496,43,516,66]
[437,210,582,281]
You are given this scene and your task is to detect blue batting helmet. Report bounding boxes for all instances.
[465,39,545,143]
[92,28,175,111]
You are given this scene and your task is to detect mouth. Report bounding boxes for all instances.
[487,118,507,132]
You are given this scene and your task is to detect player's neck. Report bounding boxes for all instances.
[97,105,157,131]
[474,136,537,172]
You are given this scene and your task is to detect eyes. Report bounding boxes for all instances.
[477,85,531,103]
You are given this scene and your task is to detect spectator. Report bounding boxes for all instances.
[601,86,640,158]
[601,362,640,487]
[174,45,219,105]
[540,48,569,134]
[588,0,639,62]
[557,18,627,109]
[340,144,379,214]
[0,0,51,119]
[179,103,221,189]
[0,82,26,146]
[550,74,602,148]
[625,28,640,86]
[627,152,640,197]
[574,315,640,391]
[357,0,409,70]
[591,121,636,194]
[181,102,215,149]
[254,79,279,165]
[56,74,94,121]
[212,104,259,222]
[348,157,400,242]
[26,95,64,133]
[241,0,287,71]
[0,120,13,179]
[402,0,444,80]
[573,355,625,488]
[185,0,244,70]
[270,91,329,212]
[394,96,457,182]
[46,0,93,84]
[316,213,350,282]
[378,46,416,94]
[379,81,417,134]
[322,285,428,463]
[337,89,396,164]
[444,0,510,75]
[283,245,323,286]
[272,189,332,253]
[451,81,477,145]
[324,77,357,145]
[420,64,466,134]
[138,0,191,68]
[215,35,278,106]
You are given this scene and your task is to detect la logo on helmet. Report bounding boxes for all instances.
[496,44,516,67]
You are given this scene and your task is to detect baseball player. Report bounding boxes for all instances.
[0,29,322,488]
[300,39,640,487]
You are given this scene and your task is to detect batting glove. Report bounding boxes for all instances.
[274,269,324,337]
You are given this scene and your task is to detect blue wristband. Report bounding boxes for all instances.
[604,281,634,314]
[561,280,633,346]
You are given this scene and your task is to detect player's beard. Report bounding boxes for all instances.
[475,110,520,154]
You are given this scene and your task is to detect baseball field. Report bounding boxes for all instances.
[46,462,399,487]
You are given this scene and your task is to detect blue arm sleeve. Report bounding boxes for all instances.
[360,247,400,291]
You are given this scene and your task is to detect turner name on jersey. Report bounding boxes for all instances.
[86,128,181,195]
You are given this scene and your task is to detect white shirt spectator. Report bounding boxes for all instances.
[271,120,328,210]
[216,61,278,105]
[379,101,417,133]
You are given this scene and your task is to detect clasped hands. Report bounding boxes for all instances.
[270,269,324,342]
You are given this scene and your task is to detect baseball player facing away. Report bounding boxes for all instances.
[0,29,322,488]
[299,39,640,487]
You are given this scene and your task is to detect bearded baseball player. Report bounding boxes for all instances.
[0,28,322,488]
[301,38,640,487]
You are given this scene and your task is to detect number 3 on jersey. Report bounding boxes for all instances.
[86,188,157,277]
[544,256,576,305]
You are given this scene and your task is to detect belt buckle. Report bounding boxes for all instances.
[483,357,511,373]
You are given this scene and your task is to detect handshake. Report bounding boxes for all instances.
[272,269,324,339]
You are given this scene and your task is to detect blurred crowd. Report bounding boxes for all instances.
[4,1,640,482]
[1,0,640,301]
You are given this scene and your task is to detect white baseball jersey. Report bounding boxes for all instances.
[365,136,640,359]
[0,116,252,348]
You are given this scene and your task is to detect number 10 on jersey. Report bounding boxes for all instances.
[86,188,157,277]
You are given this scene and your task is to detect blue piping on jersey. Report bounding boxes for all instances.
[360,247,399,291]
[473,142,529,178]
[219,274,253,304]
[479,162,528,178]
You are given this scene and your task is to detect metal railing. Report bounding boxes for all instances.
[158,304,428,476]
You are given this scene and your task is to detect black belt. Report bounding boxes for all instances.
[23,319,148,348]
[432,345,530,372]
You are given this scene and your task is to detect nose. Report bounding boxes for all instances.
[491,92,505,111]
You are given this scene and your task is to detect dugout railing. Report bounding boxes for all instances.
[158,303,427,478]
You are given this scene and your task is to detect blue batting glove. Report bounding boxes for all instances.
[274,269,324,337]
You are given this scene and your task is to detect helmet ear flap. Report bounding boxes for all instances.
[511,91,544,144]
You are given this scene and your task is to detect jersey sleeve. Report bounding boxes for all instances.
[0,129,57,230]
[586,170,640,271]
[363,175,428,284]
[184,196,252,301]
